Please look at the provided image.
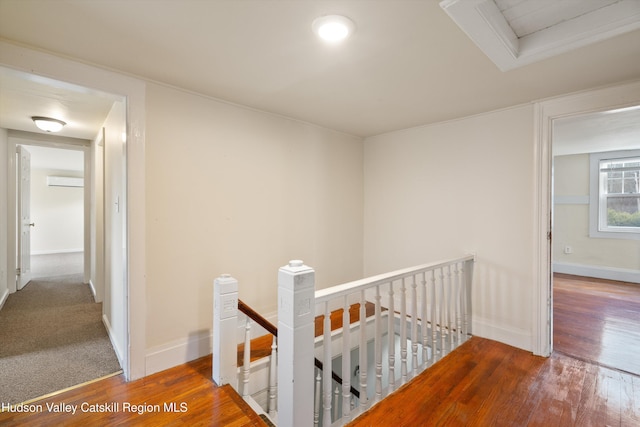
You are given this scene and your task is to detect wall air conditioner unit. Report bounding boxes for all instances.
[46,176,84,188]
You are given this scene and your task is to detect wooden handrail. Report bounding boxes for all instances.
[237,299,360,399]
[238,299,277,337]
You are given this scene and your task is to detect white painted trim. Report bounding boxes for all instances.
[472,316,532,352]
[440,0,640,71]
[0,288,9,312]
[554,262,640,284]
[145,332,212,376]
[534,79,640,358]
[88,279,97,301]
[103,313,125,369]
[554,195,589,205]
[532,102,552,357]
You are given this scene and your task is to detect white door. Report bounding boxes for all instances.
[17,145,33,290]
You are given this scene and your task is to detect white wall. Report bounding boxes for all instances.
[144,83,364,372]
[29,168,84,254]
[553,153,640,281]
[0,128,8,310]
[363,105,536,351]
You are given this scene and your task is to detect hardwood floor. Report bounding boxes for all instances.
[347,336,640,426]
[349,274,640,426]
[553,273,640,376]
[2,276,638,426]
[0,356,269,427]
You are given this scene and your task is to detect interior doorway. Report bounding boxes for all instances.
[0,65,129,399]
[532,80,640,358]
[18,144,86,281]
[548,104,640,371]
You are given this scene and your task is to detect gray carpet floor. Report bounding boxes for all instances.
[0,274,121,405]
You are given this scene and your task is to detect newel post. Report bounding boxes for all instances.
[213,274,238,389]
[278,260,315,427]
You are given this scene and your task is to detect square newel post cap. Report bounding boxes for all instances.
[214,273,238,293]
[278,260,315,291]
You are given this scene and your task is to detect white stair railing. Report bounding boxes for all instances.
[212,277,279,423]
[213,254,474,427]
[308,254,474,427]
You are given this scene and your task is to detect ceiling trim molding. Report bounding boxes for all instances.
[440,0,640,71]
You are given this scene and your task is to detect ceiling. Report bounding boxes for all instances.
[27,145,84,172]
[0,66,122,140]
[553,106,640,156]
[0,0,640,139]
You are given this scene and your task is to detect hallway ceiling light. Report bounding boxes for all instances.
[32,116,66,132]
[312,15,355,43]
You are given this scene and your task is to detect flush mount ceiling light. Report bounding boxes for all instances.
[32,116,66,132]
[312,15,355,43]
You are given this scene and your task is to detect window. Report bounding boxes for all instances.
[590,150,640,239]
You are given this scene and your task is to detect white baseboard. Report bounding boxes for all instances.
[553,262,640,284]
[472,316,532,352]
[144,310,278,376]
[103,314,125,368]
[0,288,9,312]
[145,331,213,376]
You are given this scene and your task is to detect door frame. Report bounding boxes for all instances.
[0,40,146,380]
[532,79,640,357]
[8,134,90,294]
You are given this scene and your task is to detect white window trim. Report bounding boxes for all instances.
[589,149,640,240]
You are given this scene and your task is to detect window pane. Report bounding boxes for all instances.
[607,195,640,227]
[606,176,623,193]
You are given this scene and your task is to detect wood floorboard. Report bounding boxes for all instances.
[347,337,640,427]
[0,356,268,427]
[4,275,639,426]
[553,273,640,376]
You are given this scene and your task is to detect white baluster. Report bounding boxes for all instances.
[454,262,462,345]
[323,302,332,426]
[243,317,251,398]
[439,267,446,355]
[462,258,472,337]
[430,269,438,362]
[268,335,277,417]
[333,387,340,422]
[387,281,395,392]
[461,261,468,337]
[421,272,429,368]
[375,285,383,401]
[314,368,321,427]
[342,296,351,422]
[400,278,407,384]
[446,264,454,352]
[359,290,368,410]
[411,275,418,376]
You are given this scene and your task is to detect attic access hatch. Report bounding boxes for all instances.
[440,0,640,71]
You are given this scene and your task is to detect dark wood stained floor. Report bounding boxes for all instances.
[2,275,638,426]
